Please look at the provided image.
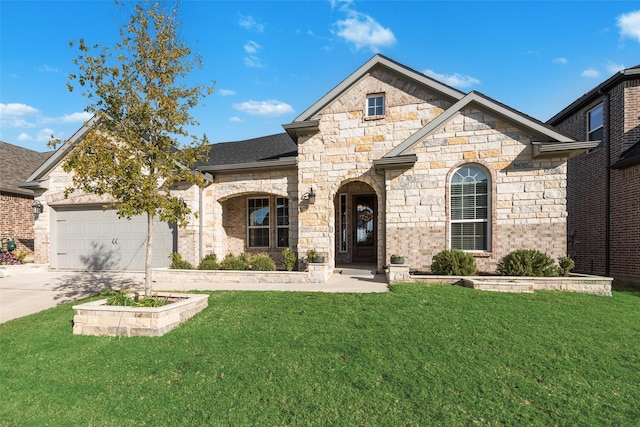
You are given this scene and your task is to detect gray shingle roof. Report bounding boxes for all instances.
[612,139,640,169]
[0,141,53,196]
[198,133,297,167]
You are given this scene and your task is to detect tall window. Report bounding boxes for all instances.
[450,165,490,251]
[366,94,384,117]
[339,194,347,252]
[276,197,289,248]
[248,198,270,248]
[588,103,603,141]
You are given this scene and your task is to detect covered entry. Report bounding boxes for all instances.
[52,206,176,270]
[334,181,378,265]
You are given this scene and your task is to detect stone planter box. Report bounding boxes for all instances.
[72,293,209,337]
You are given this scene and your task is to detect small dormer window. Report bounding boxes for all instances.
[366,94,385,117]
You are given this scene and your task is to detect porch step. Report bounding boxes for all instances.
[340,268,377,276]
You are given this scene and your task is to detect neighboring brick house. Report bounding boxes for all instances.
[0,141,53,257]
[548,65,640,285]
[22,55,595,274]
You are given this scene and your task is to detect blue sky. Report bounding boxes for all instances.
[1,0,640,153]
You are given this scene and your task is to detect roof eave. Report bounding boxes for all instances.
[198,157,297,174]
[282,120,320,141]
[532,141,600,159]
[548,67,640,125]
[373,155,418,171]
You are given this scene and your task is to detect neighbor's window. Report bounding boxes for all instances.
[276,197,289,248]
[450,165,490,251]
[588,103,603,141]
[248,198,270,248]
[366,94,385,117]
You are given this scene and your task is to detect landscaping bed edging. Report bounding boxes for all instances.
[72,293,209,337]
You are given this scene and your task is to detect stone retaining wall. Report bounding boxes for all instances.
[152,263,333,285]
[410,273,612,296]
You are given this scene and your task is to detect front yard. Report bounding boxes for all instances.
[1,283,638,425]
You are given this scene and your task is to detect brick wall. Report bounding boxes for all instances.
[554,78,640,284]
[0,192,35,257]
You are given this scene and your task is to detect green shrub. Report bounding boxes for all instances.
[558,256,575,277]
[198,253,220,270]
[169,252,193,270]
[497,249,558,277]
[282,248,297,271]
[249,253,276,271]
[219,253,249,271]
[431,249,477,276]
[105,291,168,307]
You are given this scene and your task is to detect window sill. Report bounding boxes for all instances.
[364,115,385,121]
[469,251,492,258]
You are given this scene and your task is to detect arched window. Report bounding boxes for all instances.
[450,165,490,251]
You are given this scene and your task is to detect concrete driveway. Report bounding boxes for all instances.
[0,271,144,323]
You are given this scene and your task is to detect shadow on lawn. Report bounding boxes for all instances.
[51,272,142,304]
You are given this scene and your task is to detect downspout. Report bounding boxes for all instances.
[199,186,204,262]
[601,90,611,276]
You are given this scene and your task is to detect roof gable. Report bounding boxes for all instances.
[291,54,465,124]
[385,91,579,158]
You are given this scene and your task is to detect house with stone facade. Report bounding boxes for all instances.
[0,141,52,258]
[21,55,596,276]
[548,65,640,285]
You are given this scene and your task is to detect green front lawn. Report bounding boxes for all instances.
[1,284,639,426]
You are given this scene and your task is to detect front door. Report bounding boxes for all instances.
[352,195,376,263]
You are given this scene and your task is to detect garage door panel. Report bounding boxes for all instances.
[55,207,175,271]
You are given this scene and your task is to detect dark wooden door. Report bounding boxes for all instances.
[352,195,376,263]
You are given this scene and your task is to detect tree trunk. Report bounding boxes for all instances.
[145,211,154,297]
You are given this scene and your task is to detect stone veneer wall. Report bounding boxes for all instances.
[297,66,569,273]
[297,67,453,271]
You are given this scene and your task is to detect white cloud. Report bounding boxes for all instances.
[606,62,626,74]
[244,40,261,54]
[38,65,59,73]
[423,69,480,89]
[553,57,568,65]
[334,10,396,52]
[219,89,236,97]
[0,102,39,117]
[239,15,264,32]
[17,132,33,141]
[229,116,243,122]
[581,68,601,78]
[617,10,640,42]
[0,103,39,129]
[244,56,263,68]
[36,128,56,142]
[58,111,93,123]
[233,100,294,116]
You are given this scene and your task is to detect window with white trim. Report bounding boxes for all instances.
[450,165,490,251]
[276,197,289,248]
[366,94,384,117]
[248,198,270,248]
[588,103,603,141]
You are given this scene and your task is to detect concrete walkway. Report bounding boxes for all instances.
[0,268,388,324]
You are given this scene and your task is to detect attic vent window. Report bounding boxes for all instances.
[366,94,385,118]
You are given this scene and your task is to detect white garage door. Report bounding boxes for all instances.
[54,207,176,270]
